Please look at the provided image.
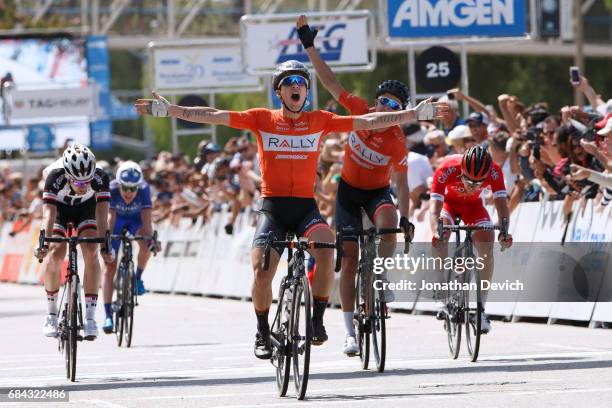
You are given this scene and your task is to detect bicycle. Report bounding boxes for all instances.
[338,222,412,373]
[111,229,159,348]
[436,217,508,362]
[37,227,110,382]
[263,232,338,400]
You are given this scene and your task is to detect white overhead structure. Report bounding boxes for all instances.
[148,38,264,153]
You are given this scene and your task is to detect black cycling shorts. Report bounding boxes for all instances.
[335,179,394,242]
[53,197,98,237]
[253,197,328,256]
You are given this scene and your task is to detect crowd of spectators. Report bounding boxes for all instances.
[0,70,610,235]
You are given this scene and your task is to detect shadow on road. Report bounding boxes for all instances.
[19,357,612,393]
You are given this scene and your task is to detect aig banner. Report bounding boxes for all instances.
[240,11,376,74]
[385,0,527,41]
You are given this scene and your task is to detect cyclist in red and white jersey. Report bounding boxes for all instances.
[297,15,415,356]
[430,146,513,333]
[136,61,447,360]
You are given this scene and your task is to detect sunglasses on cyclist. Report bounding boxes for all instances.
[280,75,308,88]
[120,185,139,193]
[377,96,402,111]
[70,179,91,188]
[461,175,484,188]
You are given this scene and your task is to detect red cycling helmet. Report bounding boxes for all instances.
[461,145,492,181]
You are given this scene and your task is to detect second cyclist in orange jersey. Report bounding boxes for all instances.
[136,59,448,361]
[298,14,415,356]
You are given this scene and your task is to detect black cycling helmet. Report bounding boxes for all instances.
[376,80,410,109]
[272,60,311,90]
[461,145,492,181]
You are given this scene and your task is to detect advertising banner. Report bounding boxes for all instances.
[240,11,374,74]
[380,0,528,43]
[152,43,261,92]
[86,35,113,150]
[27,125,55,153]
[8,87,96,121]
[385,0,528,42]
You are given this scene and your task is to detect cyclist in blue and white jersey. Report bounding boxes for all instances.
[101,161,155,334]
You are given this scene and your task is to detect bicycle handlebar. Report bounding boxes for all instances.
[263,232,337,271]
[37,229,111,263]
[111,229,160,256]
[436,217,510,244]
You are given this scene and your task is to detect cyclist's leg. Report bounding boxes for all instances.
[251,207,285,359]
[463,206,495,304]
[367,190,397,258]
[42,217,67,337]
[432,203,455,309]
[367,189,398,302]
[299,204,333,345]
[102,219,124,330]
[77,200,101,339]
[335,180,362,341]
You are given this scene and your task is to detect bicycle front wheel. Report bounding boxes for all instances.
[272,278,290,397]
[125,262,135,348]
[464,266,482,362]
[371,289,386,373]
[355,272,370,370]
[68,274,79,382]
[291,275,311,400]
[114,263,125,347]
[446,272,462,360]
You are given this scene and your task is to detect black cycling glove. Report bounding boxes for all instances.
[297,24,318,49]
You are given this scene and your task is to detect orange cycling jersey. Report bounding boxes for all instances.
[229,108,354,198]
[338,91,408,190]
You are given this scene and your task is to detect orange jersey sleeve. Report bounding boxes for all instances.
[338,91,370,116]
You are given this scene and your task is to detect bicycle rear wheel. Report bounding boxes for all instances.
[114,263,125,347]
[68,274,79,382]
[464,266,482,362]
[125,262,135,348]
[371,289,386,373]
[445,272,462,360]
[292,275,311,400]
[355,272,370,370]
[58,301,69,379]
[272,279,290,397]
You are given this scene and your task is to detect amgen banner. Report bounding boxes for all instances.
[387,0,527,39]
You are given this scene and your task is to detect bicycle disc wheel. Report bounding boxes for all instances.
[272,279,290,397]
[292,275,311,400]
[125,262,135,348]
[355,272,370,370]
[445,272,462,360]
[371,289,386,373]
[465,266,482,362]
[69,275,78,382]
[114,263,124,347]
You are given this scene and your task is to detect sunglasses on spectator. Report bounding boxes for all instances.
[464,138,477,143]
[70,179,91,188]
[461,175,484,188]
[120,185,139,193]
[377,96,402,111]
[280,75,308,87]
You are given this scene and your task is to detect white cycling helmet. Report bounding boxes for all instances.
[116,160,144,187]
[62,143,96,181]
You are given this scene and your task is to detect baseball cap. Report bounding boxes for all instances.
[597,117,612,136]
[446,125,472,144]
[464,112,490,126]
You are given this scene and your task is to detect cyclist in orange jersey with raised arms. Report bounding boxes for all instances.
[297,15,416,355]
[135,62,448,360]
